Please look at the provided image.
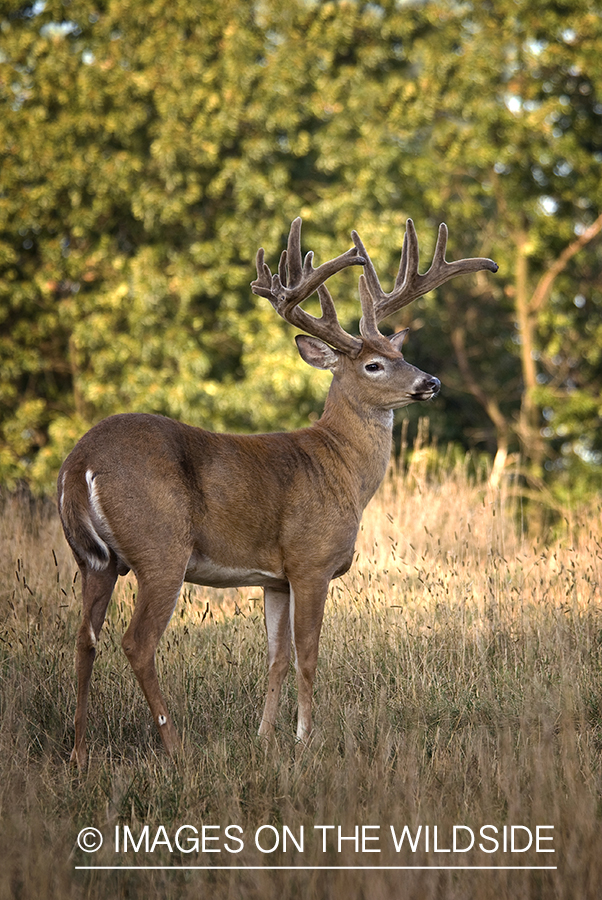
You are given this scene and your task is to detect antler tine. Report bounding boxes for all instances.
[353,220,498,326]
[251,217,365,356]
[395,219,420,294]
[432,220,449,269]
[352,230,392,343]
[357,274,387,345]
[278,249,288,286]
[286,216,303,285]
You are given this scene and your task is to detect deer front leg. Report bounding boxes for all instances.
[259,585,291,737]
[288,576,329,743]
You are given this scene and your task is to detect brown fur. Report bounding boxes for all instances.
[59,218,496,765]
[58,338,439,765]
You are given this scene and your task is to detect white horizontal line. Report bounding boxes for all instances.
[75,865,557,871]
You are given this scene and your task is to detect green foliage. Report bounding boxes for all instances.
[1,0,601,498]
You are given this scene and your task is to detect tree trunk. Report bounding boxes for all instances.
[515,231,544,478]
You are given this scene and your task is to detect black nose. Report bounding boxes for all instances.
[426,377,441,395]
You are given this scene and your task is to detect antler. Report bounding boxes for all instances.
[252,217,498,354]
[352,219,499,340]
[251,217,366,358]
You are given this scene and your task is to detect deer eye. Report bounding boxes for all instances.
[365,362,383,373]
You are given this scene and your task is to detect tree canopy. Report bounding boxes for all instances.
[1,0,601,503]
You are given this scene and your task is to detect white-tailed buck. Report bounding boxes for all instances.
[58,217,497,766]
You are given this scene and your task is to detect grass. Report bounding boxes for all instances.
[1,448,602,898]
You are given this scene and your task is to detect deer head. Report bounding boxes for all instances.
[251,217,498,408]
[60,214,498,766]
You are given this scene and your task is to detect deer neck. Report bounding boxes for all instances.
[314,376,394,508]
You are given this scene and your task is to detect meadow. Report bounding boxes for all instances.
[1,439,601,899]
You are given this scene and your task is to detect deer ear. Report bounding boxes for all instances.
[388,328,410,352]
[295,335,340,371]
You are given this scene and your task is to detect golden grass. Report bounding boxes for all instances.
[1,453,601,899]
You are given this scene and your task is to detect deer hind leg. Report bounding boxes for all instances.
[288,576,329,743]
[71,558,118,768]
[258,585,291,737]
[121,567,185,757]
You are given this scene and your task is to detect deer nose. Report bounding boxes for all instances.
[426,377,441,395]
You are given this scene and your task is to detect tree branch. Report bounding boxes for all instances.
[530,211,602,314]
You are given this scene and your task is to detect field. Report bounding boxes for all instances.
[1,444,602,899]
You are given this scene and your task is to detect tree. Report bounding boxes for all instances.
[0,0,437,490]
[395,0,602,499]
[1,0,601,505]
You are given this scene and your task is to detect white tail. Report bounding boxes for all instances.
[58,217,497,766]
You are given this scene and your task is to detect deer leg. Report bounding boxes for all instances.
[288,577,330,743]
[258,585,291,737]
[121,569,184,756]
[71,559,118,768]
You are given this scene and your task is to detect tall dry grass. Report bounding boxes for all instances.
[1,446,601,899]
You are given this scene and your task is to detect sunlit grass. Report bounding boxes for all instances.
[1,452,601,898]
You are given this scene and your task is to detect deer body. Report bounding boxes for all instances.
[59,218,496,766]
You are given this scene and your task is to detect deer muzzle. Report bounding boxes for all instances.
[412,376,441,401]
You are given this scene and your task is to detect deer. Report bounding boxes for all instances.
[58,217,497,767]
